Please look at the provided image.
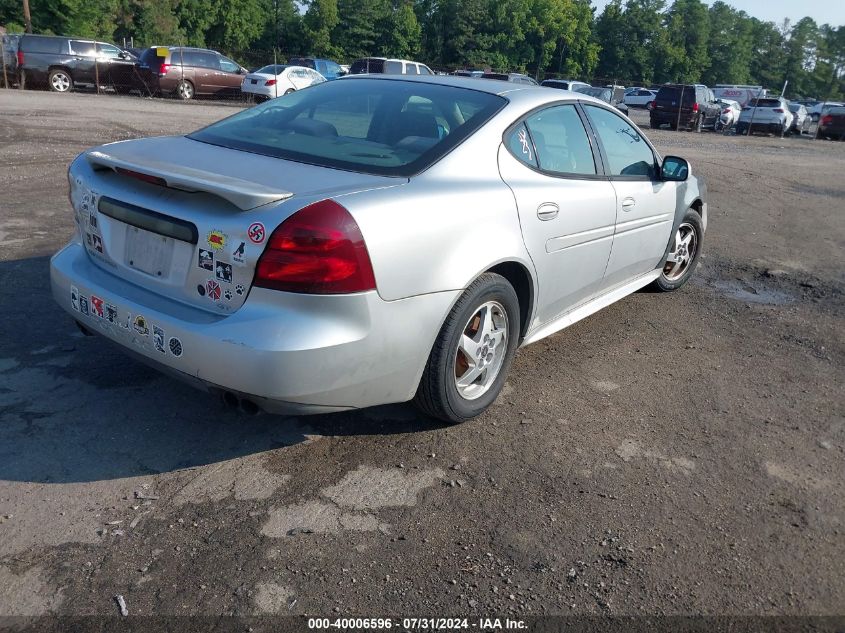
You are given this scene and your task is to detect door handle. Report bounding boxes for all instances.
[537,202,559,221]
[621,197,636,211]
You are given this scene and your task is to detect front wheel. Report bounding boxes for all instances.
[414,273,520,423]
[650,209,704,292]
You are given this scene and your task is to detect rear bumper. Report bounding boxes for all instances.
[51,240,458,414]
[241,83,284,98]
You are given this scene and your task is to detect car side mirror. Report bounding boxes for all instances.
[662,156,689,181]
[118,52,128,59]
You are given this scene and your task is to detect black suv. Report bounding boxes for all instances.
[650,84,721,131]
[15,34,139,93]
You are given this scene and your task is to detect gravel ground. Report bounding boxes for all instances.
[0,90,843,625]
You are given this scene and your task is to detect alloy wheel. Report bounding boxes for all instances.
[453,301,509,401]
[663,222,698,281]
[51,72,71,92]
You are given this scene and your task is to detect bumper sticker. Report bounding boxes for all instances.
[235,284,245,296]
[168,337,183,357]
[71,286,80,311]
[205,279,221,301]
[105,303,118,324]
[232,242,246,265]
[153,326,166,354]
[198,248,214,271]
[90,295,104,319]
[79,296,90,316]
[215,261,233,284]
[133,315,149,337]
[248,222,266,244]
[207,230,226,250]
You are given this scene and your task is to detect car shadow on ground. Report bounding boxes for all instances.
[0,256,445,485]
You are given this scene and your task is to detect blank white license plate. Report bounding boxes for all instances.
[126,226,174,277]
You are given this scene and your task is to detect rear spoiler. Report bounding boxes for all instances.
[86,150,294,211]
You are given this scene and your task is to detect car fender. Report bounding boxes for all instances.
[658,172,707,267]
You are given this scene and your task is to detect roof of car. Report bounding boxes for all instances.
[339,74,609,107]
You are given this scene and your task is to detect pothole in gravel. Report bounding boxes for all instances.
[703,278,794,305]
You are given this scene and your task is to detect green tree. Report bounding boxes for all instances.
[662,0,710,82]
[702,2,754,85]
[380,1,422,58]
[304,0,340,57]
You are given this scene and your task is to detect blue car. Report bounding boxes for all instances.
[287,57,344,80]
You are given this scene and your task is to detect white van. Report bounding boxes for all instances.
[349,57,433,76]
[714,85,766,107]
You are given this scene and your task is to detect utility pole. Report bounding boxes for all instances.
[23,0,32,33]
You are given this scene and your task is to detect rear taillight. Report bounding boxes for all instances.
[158,63,170,76]
[692,103,699,112]
[647,101,654,109]
[265,79,277,86]
[722,108,730,114]
[773,108,784,113]
[16,50,24,66]
[254,199,376,294]
[821,115,833,126]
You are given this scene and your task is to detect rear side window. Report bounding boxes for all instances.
[657,87,694,103]
[524,105,596,175]
[20,36,65,54]
[189,79,506,177]
[406,63,419,75]
[505,123,538,168]
[384,60,403,74]
[69,40,96,57]
[585,105,655,178]
[418,65,432,75]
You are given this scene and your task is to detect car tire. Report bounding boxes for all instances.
[414,273,520,423]
[48,69,73,93]
[284,88,294,95]
[176,79,194,100]
[650,209,704,293]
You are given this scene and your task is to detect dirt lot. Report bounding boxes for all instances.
[0,90,843,625]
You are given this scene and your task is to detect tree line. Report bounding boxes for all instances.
[1,0,843,98]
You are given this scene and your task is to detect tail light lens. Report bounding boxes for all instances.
[821,115,833,126]
[773,108,784,113]
[647,101,654,109]
[254,199,376,294]
[158,63,170,76]
[265,79,277,86]
[692,103,699,112]
[722,108,731,114]
[16,51,24,66]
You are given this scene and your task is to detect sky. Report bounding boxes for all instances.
[589,0,845,27]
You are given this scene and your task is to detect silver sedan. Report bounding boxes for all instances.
[50,75,707,423]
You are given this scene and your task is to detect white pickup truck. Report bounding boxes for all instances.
[736,97,794,136]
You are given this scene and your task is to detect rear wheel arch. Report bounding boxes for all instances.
[484,261,534,342]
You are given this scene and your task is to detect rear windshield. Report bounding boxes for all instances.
[350,59,384,74]
[189,78,506,177]
[20,35,65,54]
[749,99,781,108]
[823,106,845,115]
[256,64,288,74]
[656,86,694,102]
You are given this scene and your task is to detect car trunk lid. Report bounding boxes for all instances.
[72,135,403,315]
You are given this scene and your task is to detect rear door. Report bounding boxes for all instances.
[68,39,97,85]
[498,103,617,324]
[582,104,676,290]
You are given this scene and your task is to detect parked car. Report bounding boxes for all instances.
[287,57,344,80]
[624,86,645,95]
[241,64,326,101]
[787,103,809,134]
[15,33,139,93]
[541,79,590,92]
[713,85,766,107]
[623,89,658,108]
[714,98,741,131]
[808,101,844,121]
[137,46,248,99]
[818,105,845,140]
[453,69,484,78]
[51,75,706,423]
[482,72,538,85]
[349,57,433,75]
[650,84,721,132]
[573,85,629,116]
[736,97,794,136]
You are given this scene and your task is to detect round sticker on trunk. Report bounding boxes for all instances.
[248,222,266,244]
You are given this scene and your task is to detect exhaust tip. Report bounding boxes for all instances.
[240,398,260,416]
[221,391,239,409]
[75,321,95,336]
